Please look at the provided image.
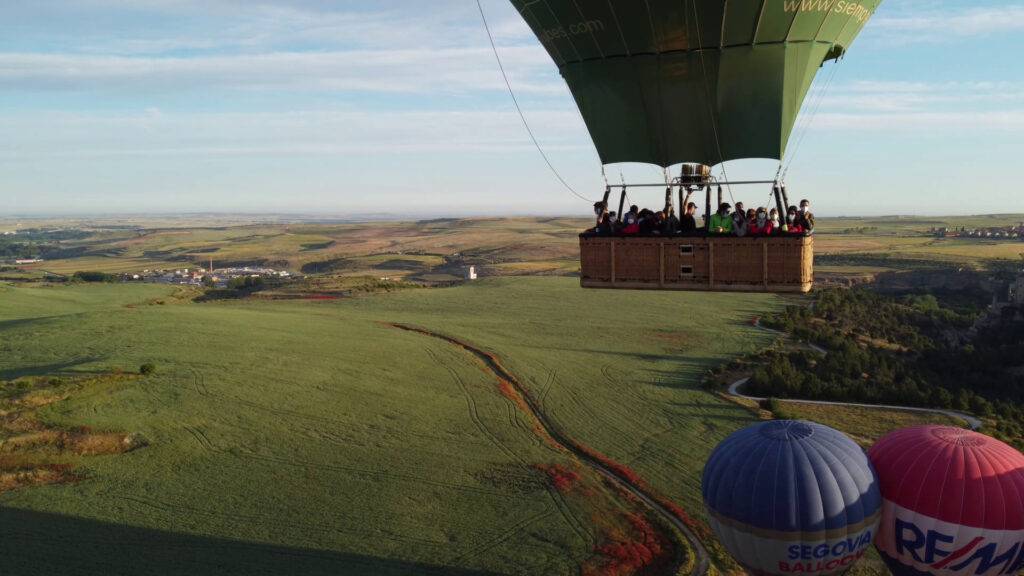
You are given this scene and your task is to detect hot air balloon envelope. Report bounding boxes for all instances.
[869,426,1024,576]
[702,420,881,575]
[510,0,882,166]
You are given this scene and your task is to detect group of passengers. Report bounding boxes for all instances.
[590,199,814,237]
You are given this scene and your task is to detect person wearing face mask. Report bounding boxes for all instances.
[798,199,815,235]
[620,205,641,235]
[623,205,640,226]
[709,203,734,235]
[745,208,757,234]
[590,201,614,235]
[786,206,806,235]
[749,208,774,236]
[769,208,781,233]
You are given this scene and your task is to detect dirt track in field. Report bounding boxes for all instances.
[390,323,711,576]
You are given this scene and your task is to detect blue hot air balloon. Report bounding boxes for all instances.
[702,420,881,576]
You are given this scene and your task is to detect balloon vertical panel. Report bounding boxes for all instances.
[869,426,1024,576]
[702,420,881,576]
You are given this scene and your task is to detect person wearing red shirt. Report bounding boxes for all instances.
[785,206,806,235]
[748,208,775,236]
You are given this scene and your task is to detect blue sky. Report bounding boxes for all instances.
[1,0,1023,217]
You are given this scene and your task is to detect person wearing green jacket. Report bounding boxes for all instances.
[709,203,734,235]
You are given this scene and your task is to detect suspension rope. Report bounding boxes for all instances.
[476,0,593,203]
[620,171,633,208]
[781,54,844,181]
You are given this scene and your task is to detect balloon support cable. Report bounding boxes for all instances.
[612,180,778,189]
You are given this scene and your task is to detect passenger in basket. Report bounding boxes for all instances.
[623,205,640,227]
[769,208,781,232]
[731,202,746,233]
[749,208,774,236]
[743,208,757,237]
[733,208,749,237]
[590,201,610,236]
[798,199,815,234]
[621,205,641,235]
[680,202,699,235]
[638,209,657,235]
[786,206,806,235]
[652,211,668,235]
[664,208,680,235]
[709,203,734,235]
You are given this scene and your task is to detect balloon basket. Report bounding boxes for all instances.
[579,235,813,293]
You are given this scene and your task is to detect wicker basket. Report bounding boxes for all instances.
[580,235,813,293]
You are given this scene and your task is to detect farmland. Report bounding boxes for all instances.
[3,214,1023,283]
[0,278,784,575]
[0,214,1014,575]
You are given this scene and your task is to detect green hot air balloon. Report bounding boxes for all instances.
[510,0,882,167]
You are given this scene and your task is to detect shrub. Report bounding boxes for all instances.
[765,398,795,420]
[72,271,116,283]
[139,363,157,376]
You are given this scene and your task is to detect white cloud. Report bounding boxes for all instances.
[0,0,554,97]
[872,5,1024,41]
[0,108,587,161]
[795,80,1024,131]
[815,110,1024,131]
[817,80,1024,112]
[0,47,560,95]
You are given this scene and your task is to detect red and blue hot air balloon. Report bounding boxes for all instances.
[869,426,1024,576]
[703,420,881,575]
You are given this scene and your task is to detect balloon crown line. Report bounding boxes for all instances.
[931,426,988,447]
[760,420,815,441]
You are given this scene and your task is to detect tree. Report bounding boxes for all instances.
[970,395,995,418]
[139,363,156,376]
[228,276,264,291]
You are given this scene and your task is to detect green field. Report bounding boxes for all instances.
[772,402,965,446]
[0,278,782,575]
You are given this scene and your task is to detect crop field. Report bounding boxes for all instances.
[11,218,588,280]
[0,277,788,575]
[7,215,1024,287]
[3,214,1021,575]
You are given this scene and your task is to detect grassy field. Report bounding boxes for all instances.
[0,278,785,575]
[772,402,964,446]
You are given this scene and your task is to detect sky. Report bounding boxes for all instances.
[1,0,1023,217]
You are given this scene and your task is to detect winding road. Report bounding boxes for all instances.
[390,323,711,576]
[727,377,982,430]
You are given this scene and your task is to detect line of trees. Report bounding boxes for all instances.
[0,229,95,260]
[71,271,117,283]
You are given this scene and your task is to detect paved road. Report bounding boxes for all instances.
[727,377,982,431]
